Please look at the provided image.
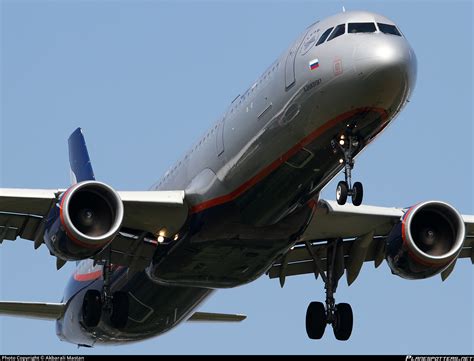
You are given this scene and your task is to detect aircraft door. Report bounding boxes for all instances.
[285,29,311,90]
[216,118,225,156]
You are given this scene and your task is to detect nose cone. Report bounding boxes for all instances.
[353,35,417,105]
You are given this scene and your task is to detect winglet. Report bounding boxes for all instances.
[68,128,95,184]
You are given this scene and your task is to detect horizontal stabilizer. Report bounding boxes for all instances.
[0,301,66,320]
[187,312,246,322]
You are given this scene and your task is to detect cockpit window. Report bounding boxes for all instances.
[377,23,402,36]
[326,24,345,41]
[315,27,333,46]
[348,22,376,33]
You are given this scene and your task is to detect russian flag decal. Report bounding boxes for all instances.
[309,58,320,70]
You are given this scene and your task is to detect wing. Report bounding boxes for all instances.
[0,301,246,323]
[0,128,189,270]
[0,188,59,246]
[0,301,66,320]
[267,200,474,286]
[0,188,188,269]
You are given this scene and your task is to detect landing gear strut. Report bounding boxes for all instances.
[304,239,353,341]
[102,259,129,329]
[335,132,363,206]
[81,258,129,329]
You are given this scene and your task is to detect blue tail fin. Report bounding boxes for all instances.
[68,128,95,184]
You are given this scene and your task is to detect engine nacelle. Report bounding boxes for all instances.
[44,181,124,261]
[385,201,465,279]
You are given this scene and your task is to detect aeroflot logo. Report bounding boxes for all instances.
[309,58,320,70]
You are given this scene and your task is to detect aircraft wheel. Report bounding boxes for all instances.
[352,182,363,206]
[336,181,348,205]
[110,291,129,329]
[333,303,353,341]
[306,301,326,339]
[82,290,102,328]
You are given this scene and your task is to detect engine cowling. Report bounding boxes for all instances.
[385,201,465,279]
[44,181,124,261]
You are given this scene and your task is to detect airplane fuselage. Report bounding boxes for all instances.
[56,10,416,346]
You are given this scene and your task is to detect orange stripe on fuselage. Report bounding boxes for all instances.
[73,269,102,282]
[190,107,387,214]
[73,265,124,282]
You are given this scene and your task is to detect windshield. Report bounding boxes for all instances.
[348,22,377,33]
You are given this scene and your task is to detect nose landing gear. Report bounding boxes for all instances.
[335,133,363,206]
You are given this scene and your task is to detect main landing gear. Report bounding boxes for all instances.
[334,132,363,206]
[304,239,353,341]
[81,260,129,330]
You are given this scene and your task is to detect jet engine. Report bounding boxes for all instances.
[385,201,465,279]
[44,181,124,261]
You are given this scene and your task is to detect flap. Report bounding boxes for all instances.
[0,213,43,242]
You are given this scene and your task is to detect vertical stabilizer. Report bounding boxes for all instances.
[68,128,95,184]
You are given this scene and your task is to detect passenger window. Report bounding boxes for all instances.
[348,22,376,33]
[315,27,333,46]
[377,23,402,36]
[327,24,345,41]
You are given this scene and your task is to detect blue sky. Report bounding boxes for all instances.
[1,0,472,355]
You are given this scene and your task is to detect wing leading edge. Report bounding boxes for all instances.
[268,199,474,286]
[0,188,188,270]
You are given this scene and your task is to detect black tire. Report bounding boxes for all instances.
[336,181,348,205]
[305,301,326,340]
[110,292,129,329]
[333,303,353,341]
[352,182,363,206]
[82,290,102,328]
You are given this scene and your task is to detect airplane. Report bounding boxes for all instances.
[0,9,472,347]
